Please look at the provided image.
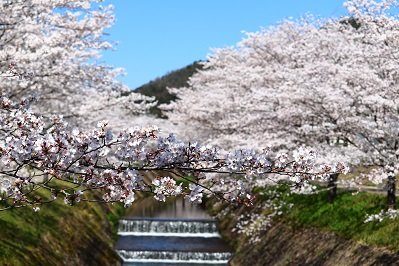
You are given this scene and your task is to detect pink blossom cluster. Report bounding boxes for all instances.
[0,97,344,210]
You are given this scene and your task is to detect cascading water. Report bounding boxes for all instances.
[118,218,220,237]
[115,197,233,265]
[118,250,232,264]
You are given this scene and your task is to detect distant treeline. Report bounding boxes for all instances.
[135,61,203,117]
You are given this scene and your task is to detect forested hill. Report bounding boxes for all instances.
[135,61,203,117]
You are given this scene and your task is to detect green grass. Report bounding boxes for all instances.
[255,186,399,252]
[0,186,125,265]
[107,202,126,241]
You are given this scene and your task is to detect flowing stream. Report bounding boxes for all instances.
[115,197,233,265]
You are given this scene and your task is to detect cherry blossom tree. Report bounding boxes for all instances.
[0,0,154,127]
[163,0,399,185]
[0,0,347,212]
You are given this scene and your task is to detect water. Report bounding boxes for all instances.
[115,197,233,265]
[118,250,231,264]
[118,219,219,237]
[124,196,212,219]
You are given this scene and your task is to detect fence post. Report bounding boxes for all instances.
[327,173,339,203]
[387,174,396,209]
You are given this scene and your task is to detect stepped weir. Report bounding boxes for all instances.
[115,197,233,265]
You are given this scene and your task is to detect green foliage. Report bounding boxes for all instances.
[106,202,126,241]
[340,17,362,30]
[0,188,125,265]
[135,61,203,117]
[256,186,399,251]
[175,175,196,187]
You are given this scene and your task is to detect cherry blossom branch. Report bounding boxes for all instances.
[0,97,347,211]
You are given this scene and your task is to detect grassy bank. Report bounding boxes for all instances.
[215,185,399,251]
[207,187,399,265]
[0,190,125,266]
[277,188,399,251]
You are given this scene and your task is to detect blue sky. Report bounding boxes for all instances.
[101,1,348,89]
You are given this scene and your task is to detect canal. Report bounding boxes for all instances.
[115,197,233,265]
